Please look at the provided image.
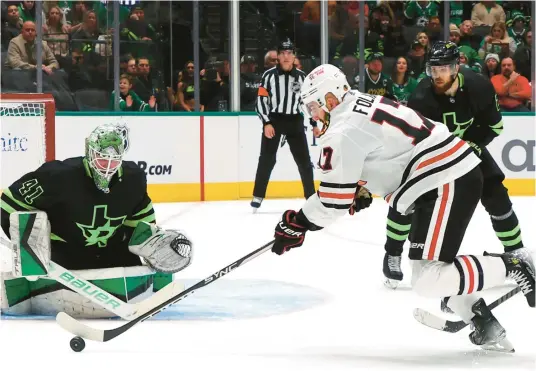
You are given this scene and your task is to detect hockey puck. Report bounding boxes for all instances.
[70,336,86,352]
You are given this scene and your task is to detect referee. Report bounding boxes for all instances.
[251,39,319,212]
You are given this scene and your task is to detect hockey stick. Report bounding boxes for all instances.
[56,239,275,343]
[0,236,185,320]
[413,286,521,333]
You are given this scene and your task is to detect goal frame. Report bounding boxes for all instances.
[0,93,56,162]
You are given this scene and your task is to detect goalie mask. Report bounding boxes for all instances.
[85,123,130,193]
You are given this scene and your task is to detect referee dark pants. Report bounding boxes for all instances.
[253,113,316,199]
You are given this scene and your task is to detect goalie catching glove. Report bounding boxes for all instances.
[128,222,193,273]
[349,186,372,215]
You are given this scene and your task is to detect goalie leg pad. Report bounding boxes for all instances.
[9,211,51,278]
[128,222,193,274]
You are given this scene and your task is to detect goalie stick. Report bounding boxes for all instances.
[55,239,275,343]
[413,286,521,333]
[0,236,185,320]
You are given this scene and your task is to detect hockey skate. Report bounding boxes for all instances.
[469,298,514,353]
[383,253,403,289]
[487,248,535,307]
[250,197,263,213]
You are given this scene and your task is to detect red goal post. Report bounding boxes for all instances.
[0,93,56,163]
[1,93,56,195]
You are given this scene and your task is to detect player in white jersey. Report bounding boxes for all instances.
[270,64,535,351]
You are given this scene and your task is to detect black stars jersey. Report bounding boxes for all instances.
[1,157,155,270]
[407,69,503,148]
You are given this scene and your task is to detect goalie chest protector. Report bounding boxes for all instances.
[0,157,154,270]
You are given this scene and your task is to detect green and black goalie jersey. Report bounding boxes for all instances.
[407,68,503,148]
[0,157,155,270]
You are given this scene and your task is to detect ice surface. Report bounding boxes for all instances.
[1,197,535,370]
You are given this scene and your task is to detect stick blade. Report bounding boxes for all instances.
[413,308,448,331]
[56,312,105,342]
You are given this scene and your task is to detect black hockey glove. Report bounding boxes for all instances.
[466,141,482,156]
[349,186,373,215]
[273,210,308,255]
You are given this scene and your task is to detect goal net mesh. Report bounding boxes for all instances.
[1,97,53,275]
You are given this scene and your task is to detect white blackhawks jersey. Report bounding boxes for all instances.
[302,90,481,228]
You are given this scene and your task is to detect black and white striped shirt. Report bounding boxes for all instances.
[255,66,307,125]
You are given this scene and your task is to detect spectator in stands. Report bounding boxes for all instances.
[382,11,407,58]
[44,6,69,62]
[111,74,155,111]
[450,24,482,73]
[66,47,92,91]
[201,57,229,111]
[18,1,36,23]
[121,5,156,42]
[300,0,336,25]
[448,0,465,26]
[459,20,483,51]
[459,51,481,74]
[132,56,167,111]
[416,31,430,53]
[126,56,137,76]
[70,10,102,54]
[334,13,382,61]
[507,10,528,48]
[482,53,501,79]
[390,56,418,105]
[491,57,531,112]
[403,0,439,27]
[347,0,369,18]
[355,53,394,97]
[264,50,277,71]
[240,55,261,112]
[478,21,516,60]
[42,1,70,33]
[170,61,200,112]
[67,1,89,32]
[471,1,506,26]
[513,30,532,81]
[329,1,351,59]
[425,15,442,43]
[1,3,23,46]
[407,40,426,80]
[5,20,59,73]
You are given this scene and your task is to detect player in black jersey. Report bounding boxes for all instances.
[381,41,533,319]
[1,123,192,318]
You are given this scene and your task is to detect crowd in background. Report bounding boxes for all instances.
[0,1,534,112]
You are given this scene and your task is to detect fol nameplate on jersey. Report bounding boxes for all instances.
[351,92,377,116]
[9,211,51,278]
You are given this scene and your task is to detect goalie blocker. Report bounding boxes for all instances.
[1,212,192,318]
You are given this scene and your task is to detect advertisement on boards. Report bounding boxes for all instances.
[486,116,535,178]
[1,116,46,189]
[55,116,200,184]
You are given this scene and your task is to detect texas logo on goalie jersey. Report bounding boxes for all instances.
[0,157,156,270]
[302,91,481,228]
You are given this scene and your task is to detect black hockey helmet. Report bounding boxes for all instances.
[426,41,460,80]
[278,38,296,54]
[427,41,460,66]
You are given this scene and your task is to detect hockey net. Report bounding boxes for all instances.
[0,94,56,273]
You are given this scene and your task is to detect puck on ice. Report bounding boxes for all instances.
[70,336,86,352]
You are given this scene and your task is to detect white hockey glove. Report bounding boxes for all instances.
[128,222,193,274]
[9,211,51,278]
